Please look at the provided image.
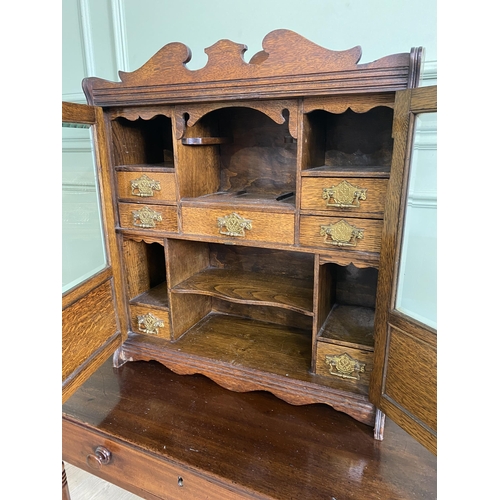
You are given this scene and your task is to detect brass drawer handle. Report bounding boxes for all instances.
[132,206,162,228]
[137,312,164,335]
[325,352,365,380]
[320,219,364,247]
[217,212,252,237]
[322,180,367,208]
[130,174,161,197]
[86,446,112,470]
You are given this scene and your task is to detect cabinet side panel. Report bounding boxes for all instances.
[62,280,118,381]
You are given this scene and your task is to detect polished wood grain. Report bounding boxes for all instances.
[83,30,418,106]
[71,33,432,445]
[62,280,118,381]
[370,86,437,454]
[319,304,375,349]
[118,202,178,232]
[181,206,295,245]
[62,102,127,403]
[63,356,436,500]
[117,318,377,424]
[62,101,95,124]
[115,170,177,203]
[128,304,171,339]
[315,341,373,388]
[299,215,383,253]
[300,176,388,217]
[172,268,314,316]
[178,99,299,139]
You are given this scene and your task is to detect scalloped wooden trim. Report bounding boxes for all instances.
[109,105,175,121]
[303,93,396,114]
[83,30,420,106]
[176,99,299,139]
[119,337,376,426]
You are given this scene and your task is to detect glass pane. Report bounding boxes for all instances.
[62,123,107,293]
[395,112,437,329]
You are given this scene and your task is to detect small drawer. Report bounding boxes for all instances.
[300,177,387,216]
[118,202,178,232]
[299,215,382,253]
[181,206,295,245]
[129,304,171,339]
[315,342,373,386]
[116,170,177,203]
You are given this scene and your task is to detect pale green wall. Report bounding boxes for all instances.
[62,0,437,102]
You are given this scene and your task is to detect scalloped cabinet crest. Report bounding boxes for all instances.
[65,30,436,456]
[83,29,421,106]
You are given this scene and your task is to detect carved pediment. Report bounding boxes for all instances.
[83,30,421,106]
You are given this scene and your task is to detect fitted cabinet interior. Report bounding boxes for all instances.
[78,30,426,439]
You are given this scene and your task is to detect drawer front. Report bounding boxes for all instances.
[300,177,387,216]
[119,203,178,232]
[129,304,171,339]
[63,419,259,500]
[315,342,373,387]
[182,206,295,245]
[116,171,177,203]
[299,215,382,253]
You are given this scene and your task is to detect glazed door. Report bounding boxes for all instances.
[370,86,437,454]
[62,102,126,403]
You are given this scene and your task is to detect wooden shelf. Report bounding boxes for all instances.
[130,282,169,309]
[181,191,296,211]
[115,162,175,172]
[301,165,390,178]
[172,268,313,316]
[181,137,231,145]
[318,304,375,350]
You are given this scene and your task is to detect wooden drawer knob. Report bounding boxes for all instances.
[86,446,112,470]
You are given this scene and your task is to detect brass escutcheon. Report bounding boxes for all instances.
[322,180,367,208]
[320,219,364,247]
[130,174,161,197]
[132,206,163,228]
[217,212,252,237]
[324,352,365,380]
[137,312,164,335]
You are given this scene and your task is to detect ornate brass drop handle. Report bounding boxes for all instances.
[130,174,161,197]
[217,212,252,237]
[137,312,164,335]
[320,219,364,247]
[132,206,162,228]
[325,352,365,380]
[322,180,367,208]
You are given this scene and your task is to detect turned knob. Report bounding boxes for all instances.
[86,446,112,470]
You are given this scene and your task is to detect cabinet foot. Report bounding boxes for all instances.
[373,409,386,440]
[113,347,132,369]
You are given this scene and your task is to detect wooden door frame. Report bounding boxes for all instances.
[369,86,437,454]
[62,102,126,403]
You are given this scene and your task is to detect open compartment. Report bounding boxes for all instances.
[164,240,315,372]
[122,238,171,338]
[301,107,394,177]
[313,262,377,385]
[111,115,174,168]
[177,106,297,209]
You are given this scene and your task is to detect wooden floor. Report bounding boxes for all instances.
[65,463,142,499]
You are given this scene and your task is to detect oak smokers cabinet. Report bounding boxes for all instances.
[62,30,437,455]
